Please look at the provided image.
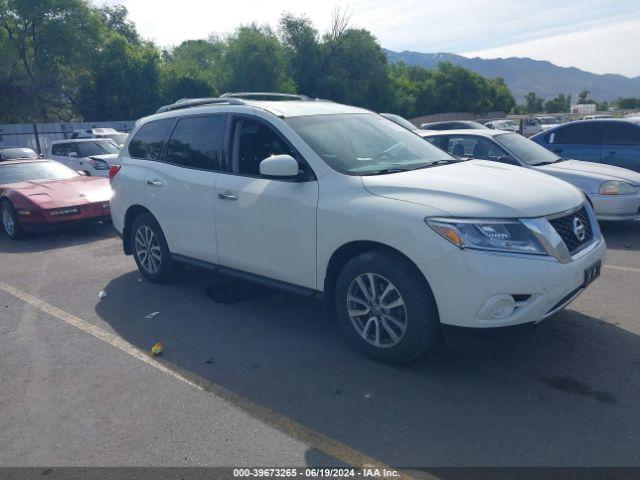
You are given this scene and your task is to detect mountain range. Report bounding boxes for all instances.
[384,50,640,103]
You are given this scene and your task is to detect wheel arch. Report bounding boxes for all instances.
[122,204,154,255]
[323,240,434,313]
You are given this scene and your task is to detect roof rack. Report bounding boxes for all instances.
[155,97,246,113]
[220,92,310,101]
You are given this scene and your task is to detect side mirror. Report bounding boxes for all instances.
[69,151,79,157]
[259,154,300,178]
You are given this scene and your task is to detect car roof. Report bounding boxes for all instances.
[50,138,118,144]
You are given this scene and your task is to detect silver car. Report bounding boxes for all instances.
[420,129,640,222]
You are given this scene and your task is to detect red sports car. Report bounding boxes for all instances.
[0,159,112,239]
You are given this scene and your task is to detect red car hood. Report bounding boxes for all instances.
[3,176,112,208]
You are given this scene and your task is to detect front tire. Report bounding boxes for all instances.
[130,213,175,283]
[335,250,440,364]
[1,200,24,240]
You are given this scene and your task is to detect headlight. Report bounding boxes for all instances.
[425,218,547,255]
[599,180,636,195]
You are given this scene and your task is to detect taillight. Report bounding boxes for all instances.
[109,165,121,182]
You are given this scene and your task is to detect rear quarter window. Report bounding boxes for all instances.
[128,118,174,160]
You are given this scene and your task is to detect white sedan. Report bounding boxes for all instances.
[420,129,640,221]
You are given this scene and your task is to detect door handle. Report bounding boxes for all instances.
[147,179,163,186]
[218,192,237,201]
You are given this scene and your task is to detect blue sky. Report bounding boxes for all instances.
[102,0,640,77]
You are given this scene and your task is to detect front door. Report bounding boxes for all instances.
[214,116,318,289]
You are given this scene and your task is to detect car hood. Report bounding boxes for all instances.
[361,160,584,218]
[537,160,640,186]
[6,176,112,206]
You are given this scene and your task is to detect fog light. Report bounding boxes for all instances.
[487,295,516,319]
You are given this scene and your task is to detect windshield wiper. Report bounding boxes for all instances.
[361,167,412,175]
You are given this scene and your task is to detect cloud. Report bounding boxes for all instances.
[464,19,640,77]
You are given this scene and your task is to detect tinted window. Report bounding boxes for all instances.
[553,123,601,144]
[51,144,69,156]
[233,118,296,176]
[76,141,120,156]
[129,119,174,160]
[165,115,226,170]
[494,133,561,166]
[601,122,640,145]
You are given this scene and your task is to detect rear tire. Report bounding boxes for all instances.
[130,213,175,283]
[1,200,24,240]
[335,250,440,364]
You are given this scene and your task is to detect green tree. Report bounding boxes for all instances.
[222,24,295,93]
[279,14,322,96]
[99,4,139,44]
[577,89,593,104]
[77,34,163,120]
[0,0,103,121]
[544,93,571,113]
[523,92,545,113]
[615,97,640,109]
[162,39,223,103]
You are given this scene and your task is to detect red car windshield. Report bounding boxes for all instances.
[0,161,79,185]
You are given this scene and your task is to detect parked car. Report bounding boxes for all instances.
[583,114,613,120]
[380,113,420,131]
[0,146,40,161]
[530,118,640,173]
[420,129,640,222]
[48,139,121,177]
[419,120,488,130]
[71,127,128,147]
[484,119,519,132]
[0,159,112,239]
[110,94,605,363]
[520,116,563,137]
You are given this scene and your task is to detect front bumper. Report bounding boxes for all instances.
[419,237,606,329]
[19,202,112,230]
[590,192,640,221]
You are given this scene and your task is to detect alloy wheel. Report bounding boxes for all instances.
[346,272,408,348]
[134,225,162,274]
[2,203,15,237]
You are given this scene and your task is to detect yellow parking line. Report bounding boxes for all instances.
[605,264,640,274]
[0,281,411,478]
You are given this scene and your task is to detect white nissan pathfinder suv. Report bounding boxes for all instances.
[110,93,606,363]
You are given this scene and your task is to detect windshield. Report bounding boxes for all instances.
[0,161,79,184]
[537,117,561,125]
[494,120,518,130]
[494,133,562,166]
[285,113,454,175]
[1,147,39,160]
[75,141,120,156]
[102,133,128,145]
[380,113,417,131]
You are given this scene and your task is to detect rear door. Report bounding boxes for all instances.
[547,122,602,163]
[600,122,640,172]
[145,114,226,264]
